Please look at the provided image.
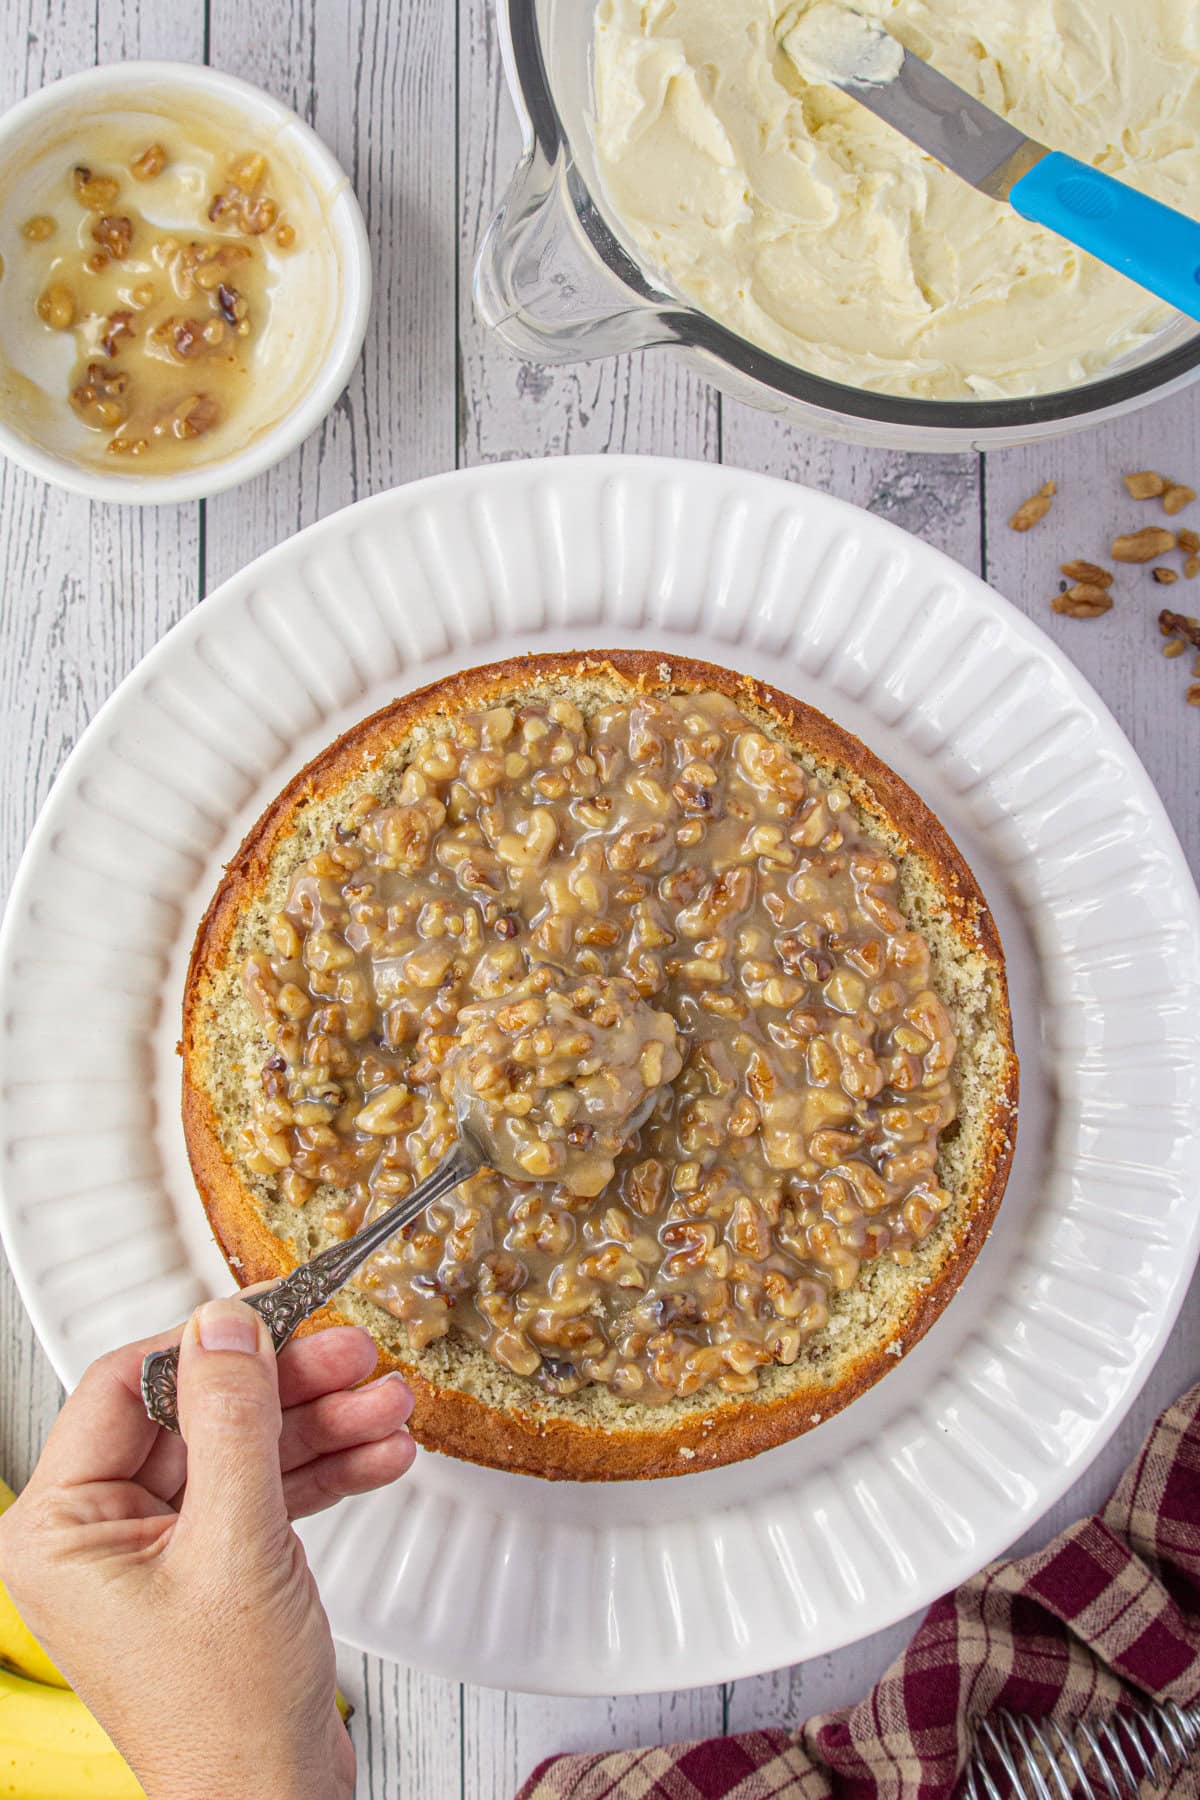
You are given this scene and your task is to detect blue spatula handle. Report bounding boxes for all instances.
[1010,151,1200,322]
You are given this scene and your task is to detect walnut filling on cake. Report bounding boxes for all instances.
[445,969,684,1195]
[237,689,962,1407]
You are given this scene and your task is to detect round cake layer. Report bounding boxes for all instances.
[182,651,1018,1480]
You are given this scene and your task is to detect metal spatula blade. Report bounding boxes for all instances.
[790,27,1044,200]
[780,5,1200,322]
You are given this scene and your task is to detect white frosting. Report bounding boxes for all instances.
[781,4,903,89]
[592,0,1200,400]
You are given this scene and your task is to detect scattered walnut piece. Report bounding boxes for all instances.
[1052,583,1112,618]
[1163,638,1185,659]
[1060,559,1113,588]
[1009,481,1056,532]
[1159,610,1200,651]
[21,214,56,241]
[1112,527,1177,563]
[1177,528,1199,555]
[1194,655,1200,677]
[1164,484,1197,517]
[1153,567,1179,585]
[1189,558,1200,581]
[1123,470,1166,500]
[1187,685,1200,707]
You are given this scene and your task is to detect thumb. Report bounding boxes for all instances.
[174,1298,287,1564]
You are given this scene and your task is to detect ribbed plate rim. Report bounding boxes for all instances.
[1,454,1198,1695]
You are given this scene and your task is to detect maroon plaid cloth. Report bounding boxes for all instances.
[517,1383,1200,1799]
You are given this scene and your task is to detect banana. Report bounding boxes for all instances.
[0,1475,346,1787]
[0,1583,65,1690]
[0,1478,67,1689]
[0,1664,146,1798]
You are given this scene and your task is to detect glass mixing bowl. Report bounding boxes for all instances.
[475,0,1200,452]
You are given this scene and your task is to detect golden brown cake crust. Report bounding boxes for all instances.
[182,650,1018,1480]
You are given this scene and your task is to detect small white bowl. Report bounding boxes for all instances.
[0,62,371,504]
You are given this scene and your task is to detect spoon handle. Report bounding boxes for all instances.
[1010,152,1200,323]
[141,1138,480,1434]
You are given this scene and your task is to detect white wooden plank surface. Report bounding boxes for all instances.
[1,6,1198,1799]
[0,0,204,1489]
[458,0,720,468]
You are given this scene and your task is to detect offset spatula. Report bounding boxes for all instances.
[781,5,1200,323]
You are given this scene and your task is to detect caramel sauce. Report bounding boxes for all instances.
[19,142,292,468]
[242,692,960,1406]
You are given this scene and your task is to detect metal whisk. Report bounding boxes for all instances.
[963,1699,1200,1797]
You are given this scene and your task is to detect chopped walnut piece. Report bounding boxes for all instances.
[1164,484,1196,517]
[1060,559,1113,588]
[1112,528,1177,563]
[1163,639,1185,659]
[208,151,279,235]
[1052,583,1112,618]
[1188,685,1200,707]
[216,282,248,325]
[70,362,129,429]
[1153,567,1179,585]
[167,239,252,299]
[101,310,135,357]
[1159,611,1200,651]
[154,392,220,440]
[1123,470,1166,500]
[1186,557,1200,581]
[130,143,167,181]
[21,214,55,241]
[36,283,75,330]
[1008,481,1056,532]
[73,165,120,210]
[149,315,234,362]
[92,214,134,258]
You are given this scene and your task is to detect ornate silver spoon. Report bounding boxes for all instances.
[141,1122,484,1434]
[141,1072,666,1434]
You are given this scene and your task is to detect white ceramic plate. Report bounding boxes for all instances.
[3,457,1199,1696]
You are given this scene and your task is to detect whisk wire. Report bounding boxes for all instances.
[1023,1718,1073,1800]
[1098,1715,1142,1793]
[963,1699,1200,1797]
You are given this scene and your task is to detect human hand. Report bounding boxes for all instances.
[0,1298,414,1800]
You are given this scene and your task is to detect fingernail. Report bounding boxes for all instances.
[197,1299,259,1354]
[374,1372,415,1420]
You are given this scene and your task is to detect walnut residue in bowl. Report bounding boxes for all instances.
[240,691,959,1405]
[15,143,293,467]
